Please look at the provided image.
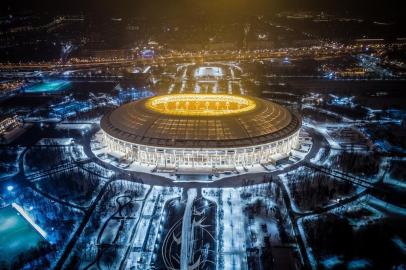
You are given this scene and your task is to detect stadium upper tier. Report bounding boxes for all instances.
[100,94,301,148]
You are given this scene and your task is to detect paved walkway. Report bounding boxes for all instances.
[180,189,197,270]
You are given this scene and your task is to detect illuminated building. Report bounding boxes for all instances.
[100,94,301,170]
[0,116,21,134]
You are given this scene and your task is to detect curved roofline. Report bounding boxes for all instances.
[100,95,301,148]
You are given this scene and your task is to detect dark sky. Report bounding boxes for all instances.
[1,0,403,21]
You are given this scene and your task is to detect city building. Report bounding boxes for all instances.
[0,116,21,134]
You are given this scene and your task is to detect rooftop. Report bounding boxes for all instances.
[101,94,301,148]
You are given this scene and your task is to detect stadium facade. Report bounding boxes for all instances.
[100,94,301,170]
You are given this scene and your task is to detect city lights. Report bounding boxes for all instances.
[0,1,405,269]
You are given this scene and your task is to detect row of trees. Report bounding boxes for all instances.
[287,168,354,211]
[25,146,71,171]
[332,151,380,177]
[38,168,101,205]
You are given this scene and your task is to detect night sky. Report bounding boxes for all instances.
[1,0,404,21]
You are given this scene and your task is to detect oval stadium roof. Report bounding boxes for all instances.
[100,94,301,148]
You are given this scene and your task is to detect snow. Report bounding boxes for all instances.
[279,173,302,214]
[310,147,325,164]
[304,122,342,149]
[383,157,406,189]
[320,256,343,269]
[100,219,121,244]
[297,217,317,270]
[127,186,182,269]
[384,177,406,189]
[348,258,372,269]
[0,146,24,179]
[81,162,114,178]
[392,236,406,254]
[70,145,87,161]
[55,123,92,130]
[347,204,384,229]
[302,104,352,122]
[220,188,248,270]
[133,219,150,248]
[36,138,73,145]
[295,194,388,270]
[248,215,280,246]
[180,189,197,270]
[368,196,406,216]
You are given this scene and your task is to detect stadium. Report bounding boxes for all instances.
[100,94,301,172]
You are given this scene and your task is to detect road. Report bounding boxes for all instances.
[180,189,197,270]
[53,177,116,270]
[118,187,154,270]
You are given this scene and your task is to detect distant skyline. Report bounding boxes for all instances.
[1,0,404,21]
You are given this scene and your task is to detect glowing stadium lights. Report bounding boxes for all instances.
[12,203,47,239]
[145,94,256,116]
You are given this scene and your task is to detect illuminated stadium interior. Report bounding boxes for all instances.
[145,94,256,116]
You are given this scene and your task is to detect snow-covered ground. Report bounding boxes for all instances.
[35,138,73,146]
[367,195,406,216]
[382,157,406,189]
[80,162,114,178]
[180,189,197,270]
[310,147,326,164]
[73,181,149,269]
[279,169,364,215]
[55,123,92,130]
[319,256,372,270]
[296,193,406,270]
[0,146,24,179]
[220,188,248,270]
[392,236,406,255]
[304,122,341,149]
[23,145,74,173]
[126,186,182,269]
[203,187,249,270]
[302,104,352,122]
[70,144,88,161]
[245,195,280,246]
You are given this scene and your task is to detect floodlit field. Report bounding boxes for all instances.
[0,205,45,264]
[23,80,71,93]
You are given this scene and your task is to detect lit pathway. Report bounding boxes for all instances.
[180,188,197,270]
[221,188,247,270]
